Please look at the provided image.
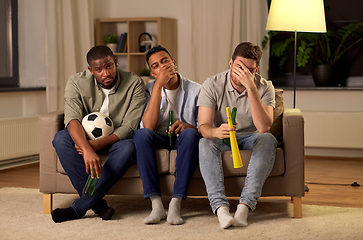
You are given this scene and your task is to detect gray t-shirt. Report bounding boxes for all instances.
[197,70,275,136]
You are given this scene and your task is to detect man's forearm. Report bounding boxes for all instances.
[198,123,216,139]
[247,87,273,133]
[67,119,93,152]
[142,86,162,131]
[90,133,119,151]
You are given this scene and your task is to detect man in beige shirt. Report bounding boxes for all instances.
[51,45,145,223]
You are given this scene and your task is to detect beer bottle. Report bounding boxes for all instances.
[223,107,237,146]
[83,159,103,196]
[167,110,177,148]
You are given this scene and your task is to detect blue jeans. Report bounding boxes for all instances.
[199,133,277,213]
[52,130,135,218]
[133,128,199,199]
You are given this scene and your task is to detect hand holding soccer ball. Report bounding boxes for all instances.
[81,112,114,140]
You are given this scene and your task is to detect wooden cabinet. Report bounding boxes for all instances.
[95,17,177,76]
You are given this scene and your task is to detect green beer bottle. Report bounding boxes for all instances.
[167,110,177,148]
[223,107,237,146]
[83,159,103,196]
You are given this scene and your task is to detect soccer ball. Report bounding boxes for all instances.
[81,112,114,140]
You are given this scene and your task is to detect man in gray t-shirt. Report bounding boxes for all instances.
[197,42,277,229]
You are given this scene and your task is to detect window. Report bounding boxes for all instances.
[266,0,363,88]
[0,0,18,87]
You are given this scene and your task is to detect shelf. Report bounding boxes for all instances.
[129,52,147,56]
[113,53,128,56]
[95,17,177,76]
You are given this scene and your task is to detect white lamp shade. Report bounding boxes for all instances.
[266,0,327,33]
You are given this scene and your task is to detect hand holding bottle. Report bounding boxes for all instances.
[83,159,103,196]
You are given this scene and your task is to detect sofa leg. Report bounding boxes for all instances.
[292,197,302,218]
[43,193,53,214]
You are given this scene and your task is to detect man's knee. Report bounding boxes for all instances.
[199,137,209,148]
[52,130,71,148]
[133,128,154,142]
[179,128,199,142]
[257,133,277,148]
[112,139,135,154]
[198,138,214,155]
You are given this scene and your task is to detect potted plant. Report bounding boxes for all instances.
[262,22,363,86]
[140,68,152,85]
[104,33,119,53]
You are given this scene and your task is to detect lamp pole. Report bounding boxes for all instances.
[293,30,297,108]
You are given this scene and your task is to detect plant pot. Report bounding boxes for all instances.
[311,64,334,87]
[107,43,118,53]
[331,59,350,87]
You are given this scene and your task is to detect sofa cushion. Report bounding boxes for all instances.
[123,149,171,177]
[169,150,203,178]
[221,148,284,177]
[169,148,285,178]
[169,150,177,174]
[57,149,171,177]
[270,89,284,147]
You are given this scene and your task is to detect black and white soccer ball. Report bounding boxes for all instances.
[81,112,114,140]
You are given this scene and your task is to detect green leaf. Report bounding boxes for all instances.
[261,36,269,49]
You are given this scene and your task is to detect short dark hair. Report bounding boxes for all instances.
[231,42,262,66]
[145,45,172,67]
[87,45,115,66]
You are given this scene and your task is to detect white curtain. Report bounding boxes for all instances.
[45,0,94,112]
[191,0,269,84]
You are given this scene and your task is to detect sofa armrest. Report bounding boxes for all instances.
[39,111,64,193]
[282,108,305,196]
[283,108,304,151]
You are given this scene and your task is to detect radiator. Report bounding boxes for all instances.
[0,116,39,161]
[1,113,361,161]
[303,111,363,149]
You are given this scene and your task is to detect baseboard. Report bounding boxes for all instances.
[305,147,363,159]
[0,154,39,171]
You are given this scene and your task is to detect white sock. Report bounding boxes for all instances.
[217,206,234,229]
[167,197,184,225]
[233,203,249,227]
[143,196,166,224]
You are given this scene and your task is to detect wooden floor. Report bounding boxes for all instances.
[1,157,363,208]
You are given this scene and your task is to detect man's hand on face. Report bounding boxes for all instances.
[154,62,178,88]
[232,60,256,89]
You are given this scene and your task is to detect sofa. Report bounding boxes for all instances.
[39,89,305,218]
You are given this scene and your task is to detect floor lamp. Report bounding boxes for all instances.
[266,0,327,108]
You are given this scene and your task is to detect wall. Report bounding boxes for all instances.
[0,0,47,119]
[2,0,192,119]
[18,0,46,88]
[93,0,193,80]
[284,89,363,158]
[2,0,362,158]
[0,90,46,119]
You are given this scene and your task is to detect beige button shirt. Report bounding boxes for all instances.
[64,68,146,140]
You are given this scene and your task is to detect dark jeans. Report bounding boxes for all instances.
[133,128,199,199]
[52,130,135,217]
